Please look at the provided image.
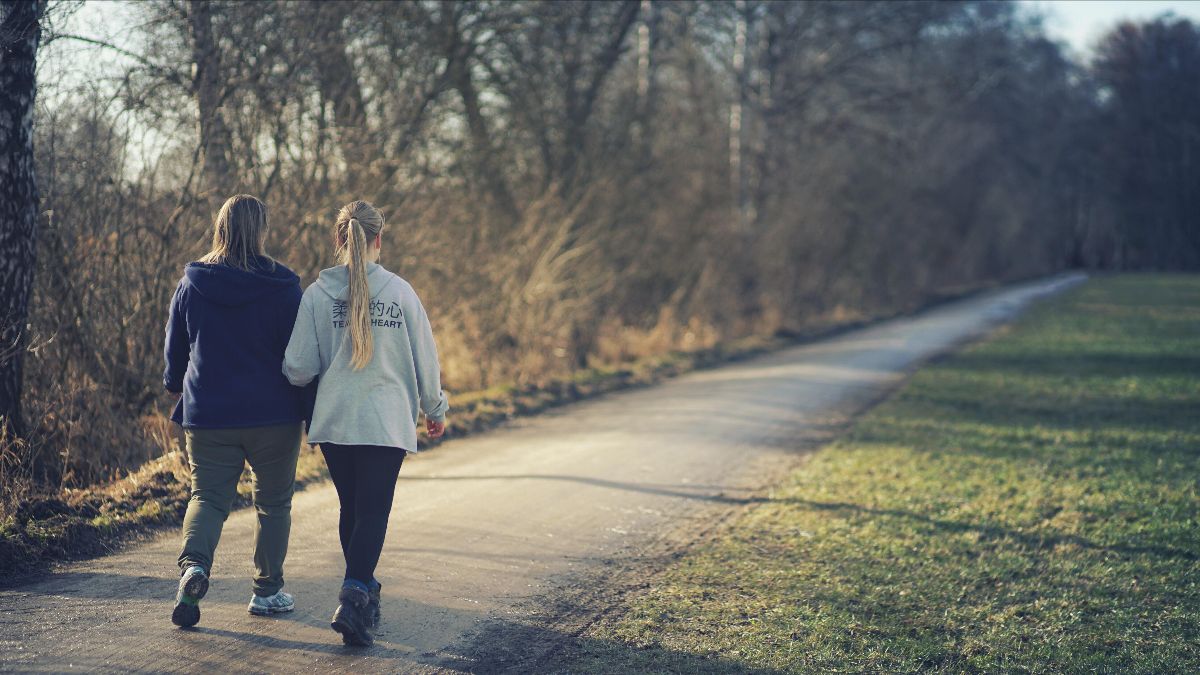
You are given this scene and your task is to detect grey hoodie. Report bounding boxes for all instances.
[283,263,448,452]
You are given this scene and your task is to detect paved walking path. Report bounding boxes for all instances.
[0,274,1085,673]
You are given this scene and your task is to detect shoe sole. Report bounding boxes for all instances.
[248,603,295,616]
[171,573,209,628]
[331,619,374,646]
[171,602,200,628]
[331,608,373,646]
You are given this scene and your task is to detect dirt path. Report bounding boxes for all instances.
[0,274,1085,674]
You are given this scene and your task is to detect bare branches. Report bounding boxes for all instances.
[15,0,1189,490]
[48,32,188,88]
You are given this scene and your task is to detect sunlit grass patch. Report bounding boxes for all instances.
[555,274,1200,673]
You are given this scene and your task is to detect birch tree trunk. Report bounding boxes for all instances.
[0,0,44,438]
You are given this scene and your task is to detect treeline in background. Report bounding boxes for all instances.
[3,0,1199,496]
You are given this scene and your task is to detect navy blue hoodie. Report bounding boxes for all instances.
[164,257,309,428]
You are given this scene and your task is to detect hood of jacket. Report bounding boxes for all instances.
[184,257,300,307]
[314,263,398,301]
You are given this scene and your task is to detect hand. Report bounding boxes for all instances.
[166,390,181,401]
[426,418,445,439]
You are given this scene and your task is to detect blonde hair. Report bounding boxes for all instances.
[335,200,384,370]
[198,194,273,271]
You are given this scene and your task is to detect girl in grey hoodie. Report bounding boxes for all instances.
[283,200,448,646]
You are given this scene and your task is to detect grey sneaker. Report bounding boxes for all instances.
[172,565,208,628]
[248,590,295,616]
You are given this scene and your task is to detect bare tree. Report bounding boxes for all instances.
[441,1,521,225]
[1094,17,1200,269]
[187,0,235,194]
[306,1,369,182]
[482,0,640,199]
[11,0,1172,493]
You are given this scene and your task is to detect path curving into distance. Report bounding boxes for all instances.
[0,273,1086,673]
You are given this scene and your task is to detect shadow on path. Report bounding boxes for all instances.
[399,473,771,505]
[184,625,415,660]
[444,617,789,675]
[790,498,1198,562]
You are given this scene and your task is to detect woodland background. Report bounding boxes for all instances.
[1,0,1198,503]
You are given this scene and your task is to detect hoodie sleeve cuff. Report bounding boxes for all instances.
[424,392,448,423]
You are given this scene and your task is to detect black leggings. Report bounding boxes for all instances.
[320,444,405,586]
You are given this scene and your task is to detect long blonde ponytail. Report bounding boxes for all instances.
[335,201,385,370]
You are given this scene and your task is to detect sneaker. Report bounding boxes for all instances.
[331,584,373,646]
[248,590,295,616]
[367,581,381,628]
[171,565,208,628]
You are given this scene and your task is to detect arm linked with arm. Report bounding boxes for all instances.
[283,291,322,387]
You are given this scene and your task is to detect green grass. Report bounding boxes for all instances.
[552,275,1200,673]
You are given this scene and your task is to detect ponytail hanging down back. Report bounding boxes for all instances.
[335,201,385,370]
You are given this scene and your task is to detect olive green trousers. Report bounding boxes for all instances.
[177,422,303,597]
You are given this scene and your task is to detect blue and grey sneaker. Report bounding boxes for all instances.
[171,565,208,628]
[248,590,295,616]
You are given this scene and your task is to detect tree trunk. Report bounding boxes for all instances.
[312,6,369,184]
[448,38,520,227]
[188,0,235,195]
[0,0,44,439]
[557,0,640,200]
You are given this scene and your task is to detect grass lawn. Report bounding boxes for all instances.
[552,275,1200,673]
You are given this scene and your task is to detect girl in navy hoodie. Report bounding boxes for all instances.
[164,194,308,627]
